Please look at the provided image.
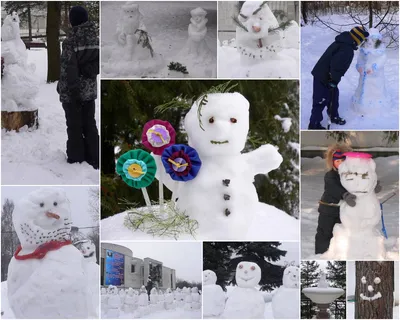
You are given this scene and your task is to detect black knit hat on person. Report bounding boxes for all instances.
[69,6,88,27]
[350,26,369,46]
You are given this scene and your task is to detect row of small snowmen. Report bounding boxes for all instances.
[203,262,300,319]
[102,285,201,318]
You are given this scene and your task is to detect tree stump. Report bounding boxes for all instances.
[1,109,39,132]
[355,261,394,319]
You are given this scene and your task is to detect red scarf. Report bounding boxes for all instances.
[14,240,72,260]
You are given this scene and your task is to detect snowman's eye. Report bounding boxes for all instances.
[251,266,255,271]
[40,202,44,207]
[239,264,243,269]
[259,17,263,20]
[53,201,58,206]
[209,117,214,124]
[230,118,237,123]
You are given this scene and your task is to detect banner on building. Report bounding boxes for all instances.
[105,249,125,286]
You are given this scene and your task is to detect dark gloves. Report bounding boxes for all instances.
[375,180,382,193]
[343,192,356,207]
[328,81,338,89]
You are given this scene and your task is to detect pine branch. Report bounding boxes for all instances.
[269,20,294,33]
[135,29,154,57]
[253,1,269,15]
[167,61,189,74]
[232,15,248,32]
[154,95,192,115]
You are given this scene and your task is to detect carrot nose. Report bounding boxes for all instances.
[252,26,261,32]
[45,212,60,220]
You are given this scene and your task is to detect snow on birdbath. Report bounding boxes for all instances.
[302,271,344,319]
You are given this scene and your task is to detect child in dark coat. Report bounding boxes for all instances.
[308,26,370,130]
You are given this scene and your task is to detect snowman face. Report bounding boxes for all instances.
[2,13,21,41]
[339,158,377,194]
[14,188,72,248]
[238,1,270,39]
[203,270,217,285]
[235,261,262,288]
[282,266,299,288]
[192,287,198,293]
[184,93,249,156]
[192,14,205,23]
[360,276,382,301]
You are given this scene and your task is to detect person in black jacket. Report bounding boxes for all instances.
[308,26,370,130]
[57,6,99,169]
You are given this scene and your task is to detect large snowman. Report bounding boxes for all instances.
[352,28,389,115]
[1,12,39,111]
[272,265,300,319]
[154,92,297,240]
[203,270,226,317]
[222,261,265,319]
[323,152,386,260]
[7,188,93,318]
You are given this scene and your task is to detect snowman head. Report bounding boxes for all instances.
[282,266,299,288]
[2,12,21,41]
[127,288,134,296]
[121,3,143,27]
[363,28,383,49]
[140,285,147,293]
[238,1,276,39]
[75,239,96,258]
[166,288,172,293]
[191,287,198,293]
[184,92,249,157]
[151,287,157,294]
[339,153,377,195]
[191,7,207,23]
[13,187,72,250]
[235,261,262,288]
[203,269,218,285]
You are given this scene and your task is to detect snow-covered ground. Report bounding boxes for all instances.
[1,281,14,318]
[1,48,99,185]
[346,302,399,319]
[301,156,399,259]
[101,1,217,78]
[101,203,299,241]
[102,306,201,319]
[301,15,399,129]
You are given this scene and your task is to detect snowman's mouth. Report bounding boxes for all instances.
[210,140,229,145]
[239,276,254,282]
[360,292,382,301]
[354,191,368,194]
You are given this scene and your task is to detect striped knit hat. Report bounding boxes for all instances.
[350,26,369,46]
[333,150,346,161]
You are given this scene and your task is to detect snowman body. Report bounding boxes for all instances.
[184,287,193,310]
[272,266,300,319]
[191,287,201,309]
[123,288,137,313]
[101,288,109,315]
[164,289,174,310]
[323,156,386,259]
[203,270,225,317]
[107,287,121,318]
[222,262,265,319]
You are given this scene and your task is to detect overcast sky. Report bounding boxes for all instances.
[2,186,98,229]
[107,241,202,283]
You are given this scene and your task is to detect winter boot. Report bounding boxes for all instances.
[308,122,326,130]
[331,117,346,125]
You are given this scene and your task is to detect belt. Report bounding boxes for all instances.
[319,200,340,207]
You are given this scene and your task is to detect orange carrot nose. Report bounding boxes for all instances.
[252,26,261,32]
[45,212,60,220]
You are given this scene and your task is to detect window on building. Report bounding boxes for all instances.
[131,264,135,273]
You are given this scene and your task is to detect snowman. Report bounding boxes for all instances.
[154,92,298,240]
[158,289,165,310]
[184,287,193,311]
[150,287,159,311]
[107,285,122,318]
[352,28,389,115]
[101,287,109,316]
[6,188,94,318]
[235,1,283,63]
[123,287,137,314]
[138,285,149,315]
[164,288,175,310]
[203,270,226,317]
[191,287,201,310]
[1,11,39,111]
[119,288,127,304]
[272,265,300,319]
[323,152,386,259]
[222,261,265,319]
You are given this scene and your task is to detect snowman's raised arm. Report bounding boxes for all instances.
[365,51,386,73]
[152,153,178,193]
[242,144,283,176]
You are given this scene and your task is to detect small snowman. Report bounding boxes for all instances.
[323,152,386,259]
[191,287,201,310]
[185,7,212,59]
[7,188,92,318]
[203,270,226,317]
[158,289,165,310]
[164,288,174,310]
[272,265,300,319]
[101,287,109,316]
[184,287,194,310]
[150,287,159,311]
[123,287,136,314]
[138,285,149,315]
[107,285,122,318]
[222,261,265,319]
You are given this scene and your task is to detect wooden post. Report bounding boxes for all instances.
[1,110,39,132]
[355,261,394,319]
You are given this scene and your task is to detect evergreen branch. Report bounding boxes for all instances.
[232,15,248,32]
[154,95,192,115]
[135,29,154,57]
[269,20,294,33]
[253,1,268,15]
[168,61,189,74]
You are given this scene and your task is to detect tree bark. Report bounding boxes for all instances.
[1,110,39,132]
[368,2,373,28]
[301,2,308,25]
[355,261,394,319]
[46,1,61,83]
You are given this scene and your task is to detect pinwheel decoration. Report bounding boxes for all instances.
[142,119,176,214]
[116,149,157,207]
[161,144,202,182]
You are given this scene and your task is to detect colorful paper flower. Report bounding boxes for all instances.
[161,144,201,182]
[116,149,157,189]
[142,120,176,155]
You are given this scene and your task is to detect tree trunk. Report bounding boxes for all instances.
[355,261,394,319]
[301,2,308,25]
[1,110,39,132]
[368,2,373,28]
[27,3,32,41]
[46,1,61,83]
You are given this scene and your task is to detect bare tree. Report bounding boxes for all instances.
[46,1,61,82]
[88,187,100,223]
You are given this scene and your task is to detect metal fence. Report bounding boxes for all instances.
[218,1,299,41]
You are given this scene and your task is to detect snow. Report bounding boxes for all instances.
[301,156,399,259]
[274,115,292,133]
[101,1,217,78]
[301,15,399,129]
[1,48,99,185]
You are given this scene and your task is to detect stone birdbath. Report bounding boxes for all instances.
[302,271,345,319]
